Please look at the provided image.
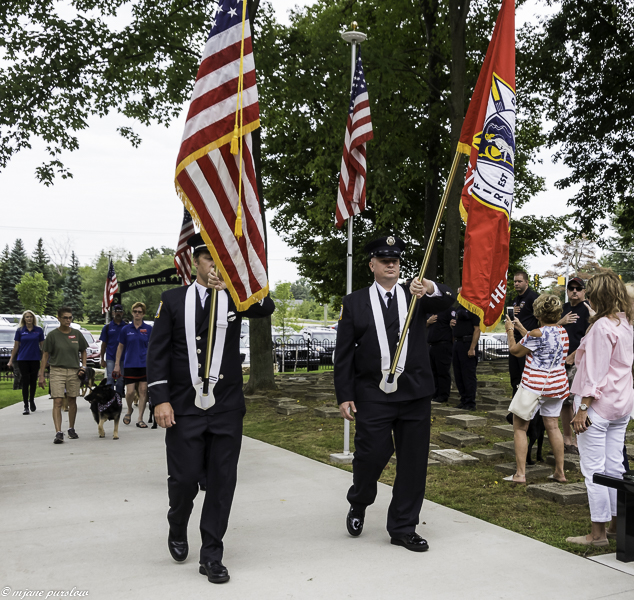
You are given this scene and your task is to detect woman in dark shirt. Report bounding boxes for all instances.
[8,310,44,415]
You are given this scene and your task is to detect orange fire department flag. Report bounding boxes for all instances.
[457,0,515,330]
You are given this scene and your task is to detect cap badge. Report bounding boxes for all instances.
[387,236,395,246]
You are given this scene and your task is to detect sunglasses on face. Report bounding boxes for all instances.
[568,287,582,292]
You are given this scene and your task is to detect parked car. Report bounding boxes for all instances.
[302,327,337,365]
[477,333,509,361]
[272,332,319,372]
[241,320,249,337]
[0,314,20,325]
[0,326,16,369]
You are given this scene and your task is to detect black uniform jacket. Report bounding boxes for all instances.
[334,282,455,405]
[147,285,274,416]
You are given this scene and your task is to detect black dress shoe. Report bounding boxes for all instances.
[168,532,188,562]
[390,532,429,552]
[346,507,365,537]
[199,561,230,584]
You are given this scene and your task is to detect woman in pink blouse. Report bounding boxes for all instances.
[566,272,634,547]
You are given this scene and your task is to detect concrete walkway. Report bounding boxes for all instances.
[1,396,633,600]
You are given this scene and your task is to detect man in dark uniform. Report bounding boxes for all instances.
[147,233,274,584]
[558,276,590,453]
[451,289,480,410]
[334,235,454,552]
[508,271,539,396]
[426,306,456,403]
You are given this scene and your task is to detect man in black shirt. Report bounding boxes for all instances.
[451,292,480,410]
[508,271,539,396]
[558,276,590,453]
[427,305,456,403]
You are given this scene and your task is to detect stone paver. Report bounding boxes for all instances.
[434,406,469,417]
[626,431,634,442]
[313,406,341,419]
[491,424,515,439]
[445,414,487,428]
[268,397,299,407]
[430,443,440,450]
[430,449,479,465]
[276,405,308,415]
[546,454,580,471]
[527,482,589,505]
[494,463,552,481]
[439,430,484,447]
[487,409,510,422]
[471,448,505,461]
[244,394,267,404]
[389,455,440,466]
[479,393,510,405]
[304,392,336,402]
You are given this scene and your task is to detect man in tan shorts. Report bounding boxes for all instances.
[38,306,88,444]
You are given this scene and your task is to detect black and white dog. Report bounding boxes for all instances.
[85,380,122,439]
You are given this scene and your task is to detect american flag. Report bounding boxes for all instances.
[102,259,118,314]
[174,0,268,311]
[174,208,195,285]
[335,49,373,228]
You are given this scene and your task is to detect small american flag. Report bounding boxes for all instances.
[175,208,195,285]
[174,0,268,310]
[335,49,373,228]
[102,259,118,314]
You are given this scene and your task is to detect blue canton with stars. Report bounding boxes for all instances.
[208,0,246,39]
[349,50,368,114]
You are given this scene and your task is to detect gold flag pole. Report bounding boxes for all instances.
[202,281,218,397]
[385,151,463,386]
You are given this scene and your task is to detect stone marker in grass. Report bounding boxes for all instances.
[439,430,484,447]
[471,448,505,461]
[313,406,341,419]
[434,406,469,417]
[487,409,510,422]
[495,462,552,480]
[491,424,515,439]
[276,405,308,415]
[445,414,487,428]
[430,449,479,465]
[269,397,299,407]
[527,482,588,505]
[545,454,580,471]
[244,394,267,404]
[304,392,336,402]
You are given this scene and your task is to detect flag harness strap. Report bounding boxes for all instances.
[184,284,229,410]
[369,282,408,394]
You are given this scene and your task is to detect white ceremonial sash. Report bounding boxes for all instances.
[184,285,229,410]
[369,283,409,394]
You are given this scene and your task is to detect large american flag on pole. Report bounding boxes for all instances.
[335,49,373,228]
[102,259,118,314]
[174,0,268,310]
[174,208,195,285]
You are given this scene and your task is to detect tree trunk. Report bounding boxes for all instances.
[243,9,276,393]
[443,0,470,294]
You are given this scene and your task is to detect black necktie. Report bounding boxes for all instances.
[386,291,393,309]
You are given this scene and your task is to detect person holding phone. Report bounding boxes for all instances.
[566,272,634,547]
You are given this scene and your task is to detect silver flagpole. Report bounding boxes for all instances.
[330,23,367,465]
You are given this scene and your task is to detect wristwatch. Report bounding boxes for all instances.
[579,403,588,411]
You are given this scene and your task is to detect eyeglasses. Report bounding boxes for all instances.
[568,287,582,292]
[132,310,144,314]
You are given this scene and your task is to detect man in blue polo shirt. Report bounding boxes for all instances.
[100,304,127,396]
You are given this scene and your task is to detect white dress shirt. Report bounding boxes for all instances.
[374,280,440,306]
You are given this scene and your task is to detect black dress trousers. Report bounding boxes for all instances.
[347,398,432,537]
[452,340,478,407]
[429,342,453,402]
[165,408,244,563]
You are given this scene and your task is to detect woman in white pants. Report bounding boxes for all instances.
[566,272,634,547]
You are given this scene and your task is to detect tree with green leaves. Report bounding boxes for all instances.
[63,252,84,319]
[3,239,29,313]
[0,245,11,313]
[15,272,49,315]
[30,238,56,314]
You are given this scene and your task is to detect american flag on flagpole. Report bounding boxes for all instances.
[174,208,195,285]
[335,49,373,229]
[102,259,118,314]
[174,0,268,311]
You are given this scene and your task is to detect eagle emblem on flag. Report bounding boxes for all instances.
[471,73,516,220]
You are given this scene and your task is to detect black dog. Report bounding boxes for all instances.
[85,380,122,439]
[506,410,545,465]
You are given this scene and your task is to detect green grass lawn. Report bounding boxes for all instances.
[0,380,49,410]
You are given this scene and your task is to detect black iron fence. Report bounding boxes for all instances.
[477,337,509,362]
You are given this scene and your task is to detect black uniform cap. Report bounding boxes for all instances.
[364,235,406,259]
[187,232,209,253]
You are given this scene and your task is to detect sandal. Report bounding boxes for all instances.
[503,475,526,485]
[123,411,133,425]
[566,535,609,547]
[136,421,148,428]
